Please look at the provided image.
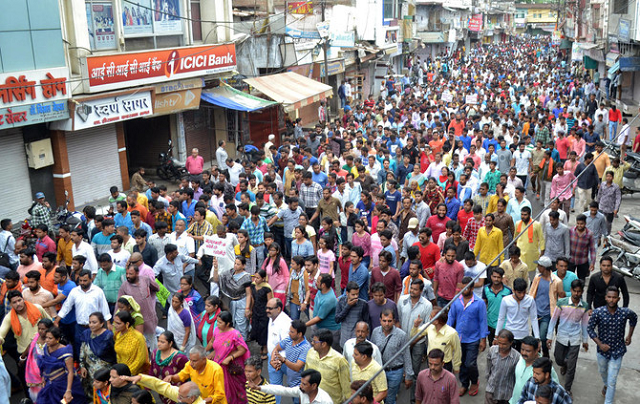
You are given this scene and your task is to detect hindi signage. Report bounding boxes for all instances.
[465,93,478,104]
[0,101,69,129]
[203,236,229,258]
[84,44,236,93]
[0,68,70,109]
[468,14,483,32]
[52,90,154,131]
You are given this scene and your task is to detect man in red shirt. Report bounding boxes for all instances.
[425,204,450,243]
[185,148,204,175]
[555,131,571,162]
[608,105,622,142]
[413,228,441,279]
[457,199,474,233]
[370,250,402,302]
[433,247,464,307]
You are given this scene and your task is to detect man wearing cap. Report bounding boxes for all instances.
[31,192,53,229]
[401,218,420,266]
[529,256,566,358]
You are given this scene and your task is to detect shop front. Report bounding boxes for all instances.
[50,89,155,208]
[0,67,71,220]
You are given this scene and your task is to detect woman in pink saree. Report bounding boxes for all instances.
[24,319,53,401]
[207,311,250,404]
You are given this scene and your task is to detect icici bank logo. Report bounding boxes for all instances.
[165,50,180,78]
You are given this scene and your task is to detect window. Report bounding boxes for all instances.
[613,0,627,14]
[86,1,117,50]
[191,0,202,41]
[122,0,184,49]
[383,0,398,20]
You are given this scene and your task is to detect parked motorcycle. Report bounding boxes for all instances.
[622,154,640,195]
[613,264,640,282]
[602,235,640,270]
[157,140,188,181]
[55,191,84,232]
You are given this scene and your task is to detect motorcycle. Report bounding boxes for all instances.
[613,264,640,282]
[55,190,84,232]
[622,154,640,195]
[157,140,188,181]
[602,235,640,270]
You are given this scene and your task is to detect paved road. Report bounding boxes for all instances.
[8,186,640,404]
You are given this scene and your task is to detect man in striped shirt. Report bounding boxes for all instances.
[245,356,276,404]
[546,279,589,396]
[486,329,520,404]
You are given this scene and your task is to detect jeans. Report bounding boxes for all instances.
[460,341,480,388]
[385,367,404,404]
[229,298,249,340]
[289,302,301,320]
[538,314,551,357]
[409,342,426,403]
[437,296,451,308]
[609,121,619,141]
[554,342,580,392]
[272,226,285,254]
[283,237,293,262]
[597,353,623,404]
[268,353,287,404]
[255,245,266,272]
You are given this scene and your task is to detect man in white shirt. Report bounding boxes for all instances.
[266,297,292,397]
[108,234,131,267]
[216,140,229,171]
[226,159,244,186]
[496,278,539,350]
[53,269,111,357]
[511,142,532,188]
[168,220,196,276]
[71,229,98,274]
[249,369,334,404]
[148,222,171,260]
[343,321,383,374]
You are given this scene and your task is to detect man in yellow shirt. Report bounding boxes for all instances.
[165,345,227,404]
[593,141,612,180]
[515,207,545,281]
[305,329,351,404]
[351,342,388,403]
[474,213,504,266]
[126,374,206,403]
[56,225,74,267]
[411,306,462,373]
[604,157,630,189]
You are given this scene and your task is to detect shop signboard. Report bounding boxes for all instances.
[84,44,236,92]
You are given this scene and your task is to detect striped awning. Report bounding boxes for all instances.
[244,72,333,112]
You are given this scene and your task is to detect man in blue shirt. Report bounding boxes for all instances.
[444,188,461,221]
[348,247,370,301]
[307,273,340,335]
[113,201,134,235]
[52,267,78,357]
[588,285,638,404]
[235,180,256,202]
[311,163,329,189]
[180,188,197,222]
[447,276,488,397]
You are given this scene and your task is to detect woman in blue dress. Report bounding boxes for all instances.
[37,327,87,404]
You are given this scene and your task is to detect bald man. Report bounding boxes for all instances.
[126,374,206,404]
[129,252,156,281]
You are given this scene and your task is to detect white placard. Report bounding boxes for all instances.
[203,235,229,258]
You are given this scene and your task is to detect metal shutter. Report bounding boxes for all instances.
[67,125,122,207]
[0,129,33,222]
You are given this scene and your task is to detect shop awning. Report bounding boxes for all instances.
[620,57,640,72]
[243,72,333,112]
[608,61,620,79]
[201,85,278,112]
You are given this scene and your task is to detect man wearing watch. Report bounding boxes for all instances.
[270,320,311,404]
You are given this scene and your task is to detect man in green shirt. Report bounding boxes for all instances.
[93,253,125,314]
[482,266,512,346]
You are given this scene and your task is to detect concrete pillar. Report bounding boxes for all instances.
[116,123,130,190]
[50,130,75,210]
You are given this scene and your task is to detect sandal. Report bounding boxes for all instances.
[261,353,268,360]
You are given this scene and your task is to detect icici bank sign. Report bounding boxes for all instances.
[83,44,236,93]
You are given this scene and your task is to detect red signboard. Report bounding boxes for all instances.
[469,14,483,32]
[288,1,313,14]
[84,44,236,93]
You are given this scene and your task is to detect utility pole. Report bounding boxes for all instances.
[322,0,329,85]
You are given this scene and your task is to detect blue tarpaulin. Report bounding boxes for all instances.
[201,85,278,112]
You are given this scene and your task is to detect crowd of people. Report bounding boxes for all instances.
[0,36,637,404]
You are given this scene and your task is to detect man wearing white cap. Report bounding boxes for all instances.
[529,256,566,358]
[401,218,420,267]
[31,192,53,229]
[265,134,276,160]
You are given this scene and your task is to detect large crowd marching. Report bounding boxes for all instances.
[0,36,637,404]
